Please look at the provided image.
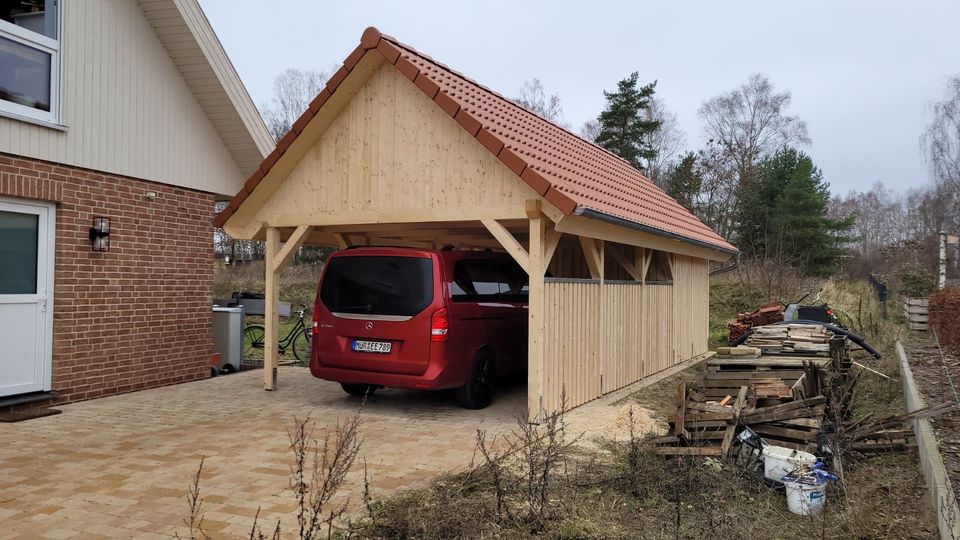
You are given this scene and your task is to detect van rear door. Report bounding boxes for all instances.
[315,253,436,375]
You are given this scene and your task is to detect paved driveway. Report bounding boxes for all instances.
[0,365,665,539]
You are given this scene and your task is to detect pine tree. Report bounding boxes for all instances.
[665,152,702,212]
[595,73,661,171]
[736,148,853,276]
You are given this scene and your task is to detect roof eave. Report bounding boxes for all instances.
[573,206,739,258]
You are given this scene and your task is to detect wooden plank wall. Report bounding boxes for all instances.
[542,253,710,413]
[543,280,601,412]
[602,282,644,392]
[672,255,710,360]
[643,284,675,376]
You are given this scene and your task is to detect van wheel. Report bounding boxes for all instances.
[456,350,496,409]
[341,383,377,397]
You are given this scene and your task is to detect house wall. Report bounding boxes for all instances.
[0,154,213,403]
[0,0,246,196]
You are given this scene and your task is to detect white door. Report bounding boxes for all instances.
[0,197,54,397]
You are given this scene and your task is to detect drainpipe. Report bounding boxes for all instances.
[710,252,741,276]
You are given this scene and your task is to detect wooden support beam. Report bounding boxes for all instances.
[543,226,561,270]
[579,236,603,280]
[332,233,351,250]
[528,212,546,422]
[481,219,530,274]
[271,226,313,273]
[608,245,644,281]
[264,227,281,391]
[641,248,652,279]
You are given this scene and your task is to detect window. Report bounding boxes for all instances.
[0,209,38,293]
[320,256,434,317]
[450,259,528,303]
[0,0,59,124]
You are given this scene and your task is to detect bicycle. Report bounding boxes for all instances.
[243,304,312,365]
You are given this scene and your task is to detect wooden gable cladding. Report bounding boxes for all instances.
[247,64,544,232]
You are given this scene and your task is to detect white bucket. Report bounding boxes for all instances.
[761,445,817,482]
[784,475,827,515]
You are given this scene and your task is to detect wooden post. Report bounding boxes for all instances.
[939,230,947,290]
[528,204,546,422]
[264,227,280,390]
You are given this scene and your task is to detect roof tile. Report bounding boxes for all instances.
[476,128,505,154]
[395,55,420,82]
[434,91,460,117]
[344,45,366,71]
[325,65,349,93]
[376,40,401,64]
[497,147,527,176]
[414,73,440,98]
[455,109,481,136]
[308,88,330,113]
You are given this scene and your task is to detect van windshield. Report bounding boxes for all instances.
[320,256,434,317]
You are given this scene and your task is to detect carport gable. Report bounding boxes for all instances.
[215,27,735,260]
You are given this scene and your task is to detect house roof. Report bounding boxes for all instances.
[138,0,273,175]
[214,27,736,254]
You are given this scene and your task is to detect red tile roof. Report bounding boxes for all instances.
[215,27,736,254]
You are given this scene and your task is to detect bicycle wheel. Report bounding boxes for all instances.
[292,328,312,365]
[243,324,266,363]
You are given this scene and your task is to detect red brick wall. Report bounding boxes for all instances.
[0,153,214,403]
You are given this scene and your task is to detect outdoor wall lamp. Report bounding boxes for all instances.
[89,217,111,252]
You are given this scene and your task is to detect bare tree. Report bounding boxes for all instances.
[643,96,686,188]
[261,68,329,141]
[698,74,810,178]
[579,119,602,143]
[515,78,566,126]
[924,76,960,185]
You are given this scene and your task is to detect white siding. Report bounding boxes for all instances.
[0,0,247,196]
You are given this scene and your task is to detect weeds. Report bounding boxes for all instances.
[178,404,364,540]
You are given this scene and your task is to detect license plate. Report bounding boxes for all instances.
[352,340,392,354]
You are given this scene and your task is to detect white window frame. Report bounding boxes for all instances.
[0,4,61,126]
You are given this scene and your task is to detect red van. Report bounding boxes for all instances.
[309,247,528,408]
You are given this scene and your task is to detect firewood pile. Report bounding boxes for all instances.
[727,301,783,343]
[651,336,949,459]
[744,324,834,354]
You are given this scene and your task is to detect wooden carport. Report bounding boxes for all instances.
[215,28,737,421]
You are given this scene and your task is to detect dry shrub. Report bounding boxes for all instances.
[214,261,323,307]
[931,287,960,352]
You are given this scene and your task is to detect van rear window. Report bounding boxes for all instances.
[320,256,433,317]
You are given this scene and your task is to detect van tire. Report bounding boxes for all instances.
[456,350,496,409]
[341,383,377,397]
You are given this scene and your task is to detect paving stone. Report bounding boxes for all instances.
[0,366,652,538]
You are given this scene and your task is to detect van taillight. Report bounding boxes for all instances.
[431,307,448,342]
[312,308,319,336]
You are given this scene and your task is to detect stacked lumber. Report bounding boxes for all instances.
[700,355,829,400]
[728,301,783,343]
[903,297,929,331]
[653,383,825,455]
[713,346,761,359]
[744,324,834,354]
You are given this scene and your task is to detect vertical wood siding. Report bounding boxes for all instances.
[255,64,540,222]
[542,254,710,413]
[0,1,245,195]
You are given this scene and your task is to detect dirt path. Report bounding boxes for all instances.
[904,336,960,506]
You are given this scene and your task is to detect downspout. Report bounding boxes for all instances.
[710,252,741,276]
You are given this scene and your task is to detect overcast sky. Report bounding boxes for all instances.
[200,1,959,197]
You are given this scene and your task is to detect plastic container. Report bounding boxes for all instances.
[782,473,827,515]
[762,445,817,482]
